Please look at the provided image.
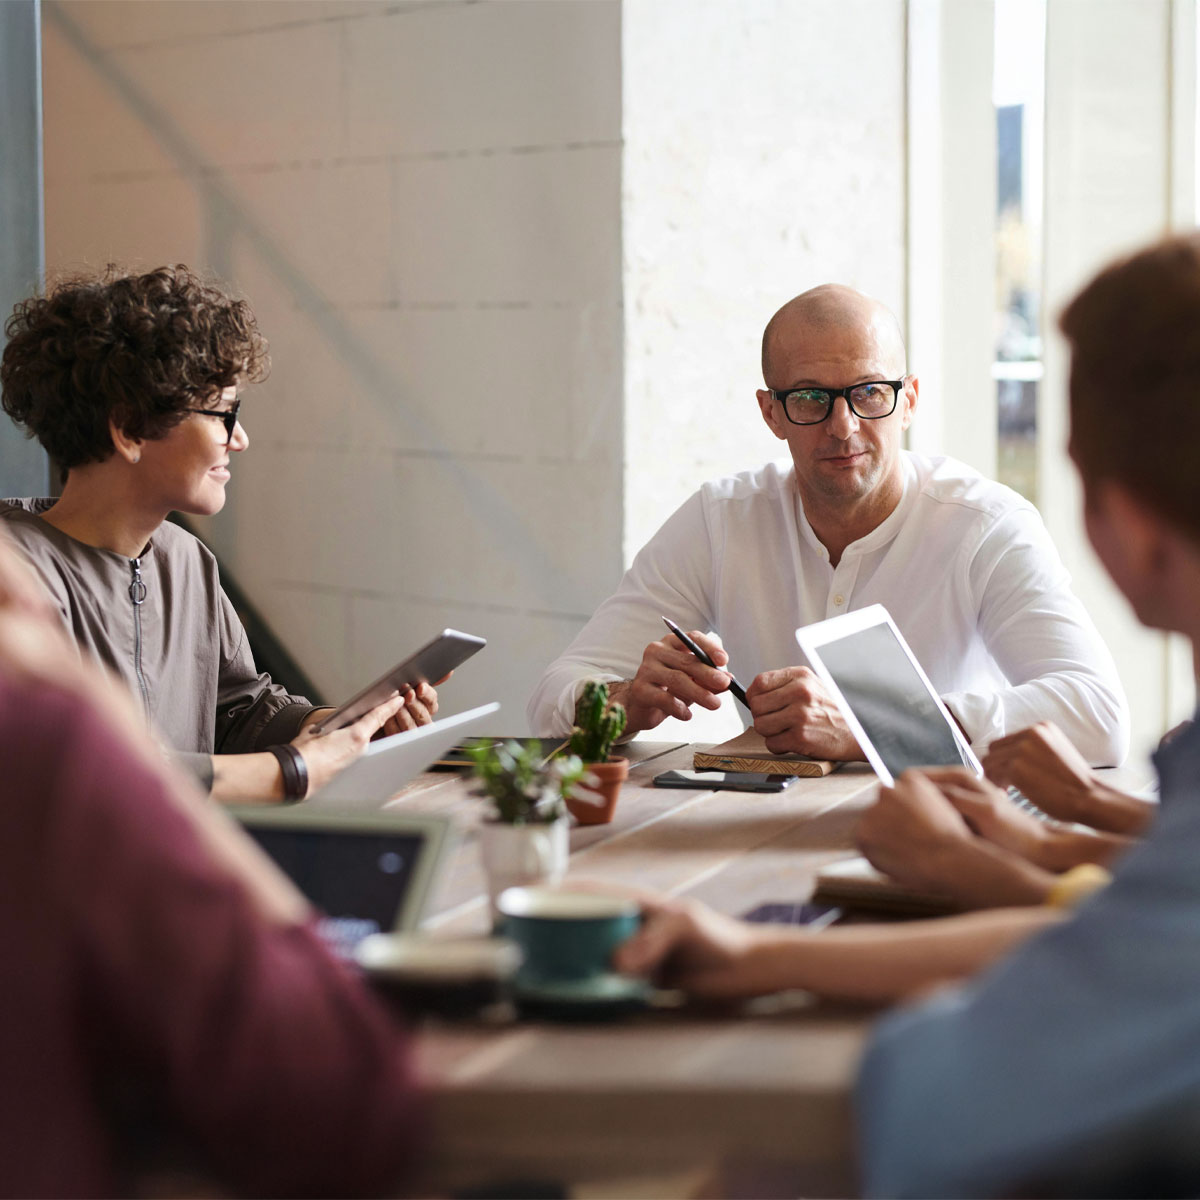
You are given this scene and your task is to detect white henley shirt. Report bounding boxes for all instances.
[527,452,1129,765]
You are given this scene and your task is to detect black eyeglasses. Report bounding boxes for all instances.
[770,380,905,426]
[181,398,242,445]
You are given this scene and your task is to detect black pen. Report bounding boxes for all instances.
[661,616,750,710]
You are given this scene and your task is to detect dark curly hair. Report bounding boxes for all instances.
[1,264,269,469]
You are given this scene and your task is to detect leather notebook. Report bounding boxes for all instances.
[693,728,835,777]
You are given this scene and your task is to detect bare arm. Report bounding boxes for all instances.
[1037,824,1135,870]
[983,723,1154,836]
[614,896,1060,1005]
[856,769,1060,908]
[856,767,1136,909]
[916,767,1136,872]
[209,692,407,805]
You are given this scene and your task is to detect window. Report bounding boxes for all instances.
[993,0,1046,506]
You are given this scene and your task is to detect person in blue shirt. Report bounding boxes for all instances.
[617,231,1200,1196]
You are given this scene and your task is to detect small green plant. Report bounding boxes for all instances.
[567,680,627,763]
[466,738,585,824]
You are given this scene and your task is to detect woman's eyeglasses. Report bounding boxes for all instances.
[181,398,242,445]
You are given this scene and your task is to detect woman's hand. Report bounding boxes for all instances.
[855,770,976,892]
[379,681,439,736]
[613,896,771,999]
[983,722,1153,836]
[918,766,1053,866]
[982,722,1096,821]
[291,692,407,795]
[857,769,1058,908]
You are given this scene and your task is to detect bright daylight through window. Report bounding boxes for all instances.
[993,0,1046,507]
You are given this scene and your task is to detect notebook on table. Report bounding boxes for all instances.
[811,855,963,916]
[693,727,835,777]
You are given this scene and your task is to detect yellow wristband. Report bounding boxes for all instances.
[1045,863,1112,910]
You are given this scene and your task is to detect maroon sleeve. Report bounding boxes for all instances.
[49,695,425,1196]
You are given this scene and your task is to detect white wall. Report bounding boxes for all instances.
[622,0,907,559]
[37,0,1193,755]
[905,0,997,472]
[42,0,623,730]
[1040,0,1195,763]
[621,0,907,743]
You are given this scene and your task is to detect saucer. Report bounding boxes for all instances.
[514,972,649,1021]
[357,933,521,981]
[357,934,522,1019]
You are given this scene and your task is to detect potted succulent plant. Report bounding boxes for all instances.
[467,739,585,916]
[564,680,629,826]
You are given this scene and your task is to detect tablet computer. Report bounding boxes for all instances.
[306,702,500,809]
[310,629,487,735]
[794,603,980,787]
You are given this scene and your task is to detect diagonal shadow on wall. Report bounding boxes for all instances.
[45,1,569,612]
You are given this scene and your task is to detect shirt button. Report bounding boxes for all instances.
[834,594,845,606]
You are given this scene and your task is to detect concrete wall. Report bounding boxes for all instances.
[41,0,623,729]
[622,0,907,558]
[39,0,1183,756]
[41,0,908,738]
[0,0,48,497]
[621,0,907,742]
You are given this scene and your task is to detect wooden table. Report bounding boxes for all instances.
[381,743,885,1198]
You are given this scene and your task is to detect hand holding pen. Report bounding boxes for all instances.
[602,617,748,736]
[661,618,750,710]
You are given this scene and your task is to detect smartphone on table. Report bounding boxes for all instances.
[652,769,797,793]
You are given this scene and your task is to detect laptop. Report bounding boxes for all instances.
[231,702,499,957]
[794,604,979,786]
[235,807,454,958]
[305,701,500,808]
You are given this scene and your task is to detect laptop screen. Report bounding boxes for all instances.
[244,825,427,958]
[814,621,973,777]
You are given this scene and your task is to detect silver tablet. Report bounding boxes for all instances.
[310,628,486,735]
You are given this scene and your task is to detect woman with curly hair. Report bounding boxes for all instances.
[1,264,437,803]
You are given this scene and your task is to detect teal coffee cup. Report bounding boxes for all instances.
[496,886,641,990]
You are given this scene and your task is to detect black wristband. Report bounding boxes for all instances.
[268,743,309,802]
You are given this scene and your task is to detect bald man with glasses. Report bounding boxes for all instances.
[529,284,1128,767]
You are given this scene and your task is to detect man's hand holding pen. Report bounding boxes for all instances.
[605,626,736,735]
[612,617,864,760]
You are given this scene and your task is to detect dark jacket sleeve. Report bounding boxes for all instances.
[53,688,425,1196]
[213,587,314,754]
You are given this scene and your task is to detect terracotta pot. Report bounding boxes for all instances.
[565,756,630,825]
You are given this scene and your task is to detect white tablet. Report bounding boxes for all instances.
[306,701,500,809]
[795,604,980,786]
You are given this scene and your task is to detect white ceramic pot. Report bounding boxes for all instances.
[479,817,570,918]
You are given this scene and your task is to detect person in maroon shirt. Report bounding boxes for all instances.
[0,536,424,1198]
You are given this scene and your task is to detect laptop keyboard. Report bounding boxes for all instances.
[1007,786,1052,822]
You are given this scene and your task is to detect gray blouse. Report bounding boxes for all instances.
[1,498,312,790]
